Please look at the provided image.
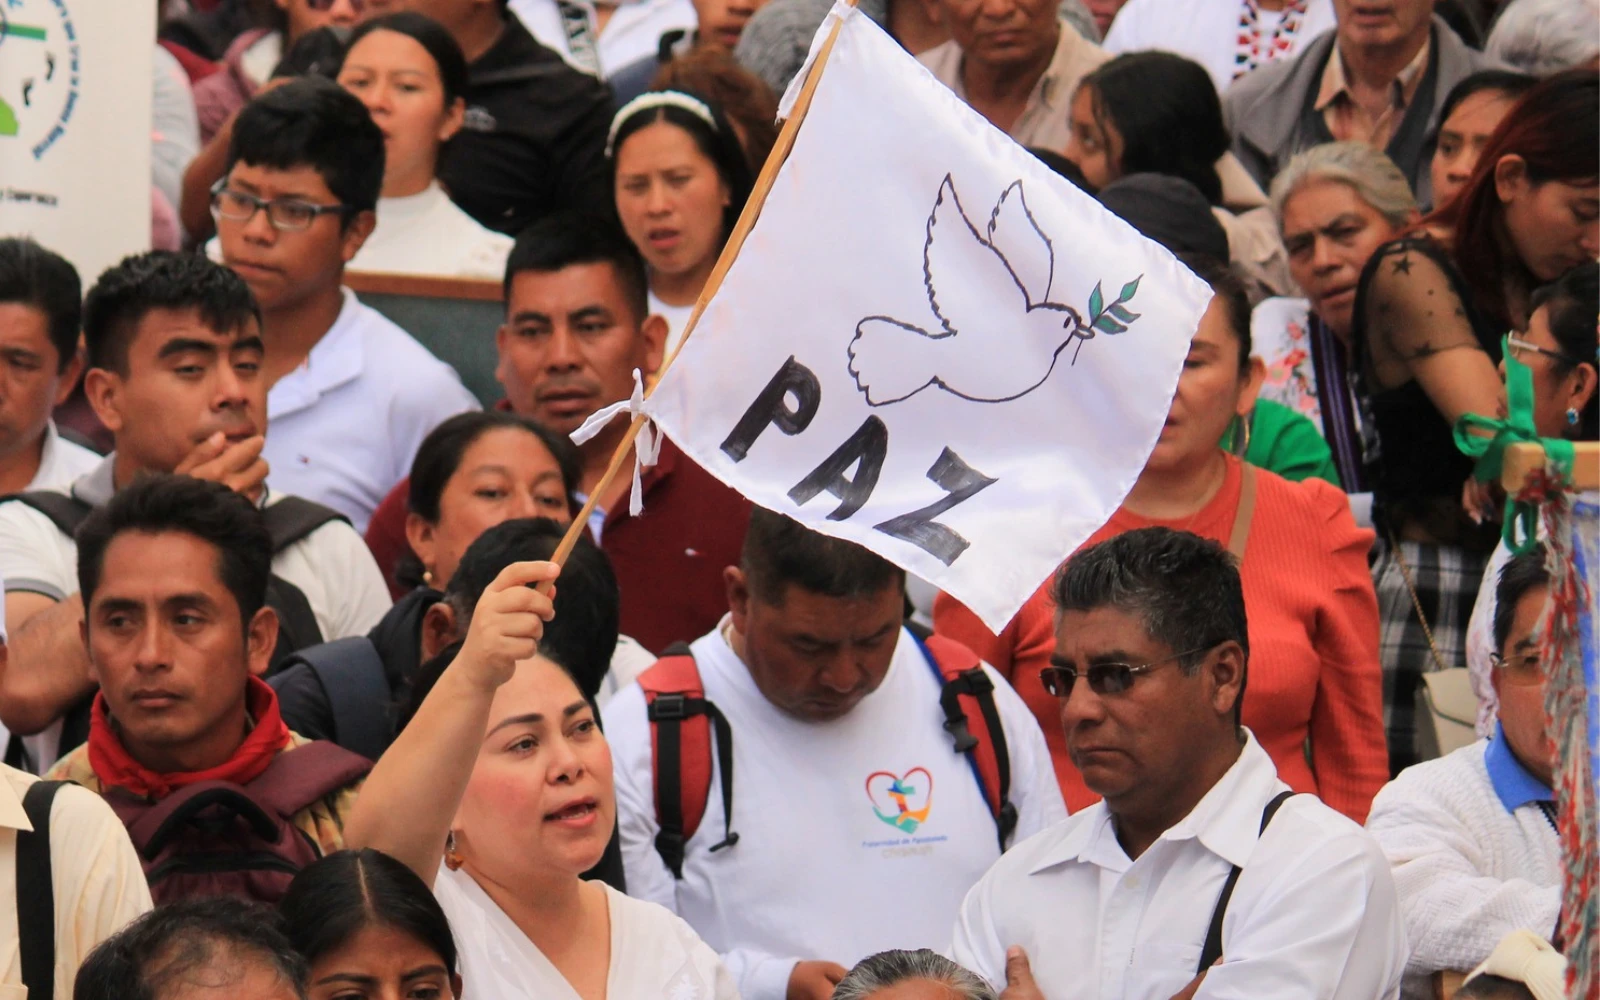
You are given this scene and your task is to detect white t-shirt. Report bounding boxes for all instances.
[432,865,738,1000]
[0,454,393,769]
[953,733,1406,999]
[1104,0,1336,95]
[603,620,1067,1000]
[264,288,480,533]
[648,291,695,357]
[27,423,100,492]
[510,0,697,78]
[597,634,657,709]
[349,183,514,281]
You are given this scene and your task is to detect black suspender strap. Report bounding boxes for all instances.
[1197,790,1296,972]
[18,780,64,1000]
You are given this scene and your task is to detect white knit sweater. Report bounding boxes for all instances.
[1365,739,1562,999]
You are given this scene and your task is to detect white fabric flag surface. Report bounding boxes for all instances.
[643,2,1211,631]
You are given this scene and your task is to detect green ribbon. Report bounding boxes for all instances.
[1453,336,1575,554]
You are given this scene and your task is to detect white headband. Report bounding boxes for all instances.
[607,91,718,157]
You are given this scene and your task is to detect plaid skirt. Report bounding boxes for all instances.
[1371,539,1489,776]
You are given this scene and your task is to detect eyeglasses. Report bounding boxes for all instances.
[210,182,352,232]
[1506,334,1581,368]
[1489,651,1545,686]
[1039,644,1218,699]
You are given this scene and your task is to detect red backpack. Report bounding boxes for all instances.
[103,741,371,905]
[638,628,1017,879]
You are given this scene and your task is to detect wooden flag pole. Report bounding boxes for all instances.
[541,2,857,579]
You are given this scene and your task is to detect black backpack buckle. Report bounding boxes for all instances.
[649,693,691,722]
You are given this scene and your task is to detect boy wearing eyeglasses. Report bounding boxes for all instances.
[1366,546,1565,997]
[210,76,479,534]
[953,526,1405,1000]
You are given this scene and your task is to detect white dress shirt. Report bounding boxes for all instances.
[263,288,480,533]
[1365,732,1562,998]
[349,183,514,281]
[509,0,697,77]
[604,619,1067,1000]
[952,732,1406,999]
[1104,0,1336,95]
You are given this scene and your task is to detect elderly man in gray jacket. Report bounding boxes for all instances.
[1224,0,1503,207]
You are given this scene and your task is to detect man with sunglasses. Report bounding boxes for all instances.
[603,508,1064,1000]
[211,77,479,533]
[953,527,1404,999]
[1366,546,1564,996]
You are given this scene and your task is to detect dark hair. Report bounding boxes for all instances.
[228,75,386,218]
[278,849,458,977]
[83,250,260,375]
[77,474,274,625]
[1052,527,1249,726]
[0,237,81,372]
[1028,148,1097,195]
[1528,261,1599,438]
[1436,70,1538,135]
[1453,974,1538,1000]
[1434,69,1599,329]
[650,48,780,171]
[504,212,651,325]
[407,411,580,523]
[1077,52,1229,205]
[609,92,755,250]
[741,507,903,605]
[74,896,308,1000]
[1493,544,1550,653]
[346,13,470,106]
[1181,254,1253,370]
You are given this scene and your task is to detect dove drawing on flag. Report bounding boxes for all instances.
[847,174,1144,407]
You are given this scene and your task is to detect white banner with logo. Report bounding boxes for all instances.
[1,0,153,283]
[641,2,1211,631]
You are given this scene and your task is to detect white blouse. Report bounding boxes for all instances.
[350,183,514,281]
[648,291,696,357]
[433,864,740,1000]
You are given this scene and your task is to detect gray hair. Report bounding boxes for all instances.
[1487,0,1600,76]
[832,951,998,1000]
[1269,141,1418,231]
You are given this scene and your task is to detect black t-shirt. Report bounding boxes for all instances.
[438,18,616,236]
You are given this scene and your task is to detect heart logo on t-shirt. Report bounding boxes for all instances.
[865,767,934,833]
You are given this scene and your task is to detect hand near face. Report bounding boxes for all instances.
[454,561,560,693]
[786,960,849,1000]
[175,432,270,499]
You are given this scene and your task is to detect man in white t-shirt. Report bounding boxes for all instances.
[1103,0,1335,95]
[952,527,1405,999]
[0,252,392,773]
[604,508,1066,1000]
[213,77,479,533]
[0,239,100,495]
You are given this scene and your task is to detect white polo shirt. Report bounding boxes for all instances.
[604,619,1066,1000]
[1103,0,1336,94]
[952,732,1406,999]
[510,0,697,77]
[0,454,393,769]
[263,288,480,534]
[0,763,152,998]
[27,423,100,492]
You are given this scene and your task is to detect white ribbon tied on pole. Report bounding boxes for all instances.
[568,369,661,516]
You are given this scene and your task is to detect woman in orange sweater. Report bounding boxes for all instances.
[936,260,1388,823]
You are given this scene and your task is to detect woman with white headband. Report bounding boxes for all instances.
[609,90,755,355]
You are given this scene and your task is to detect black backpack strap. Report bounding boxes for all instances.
[1,491,93,540]
[262,496,348,552]
[1198,790,1296,971]
[644,643,738,880]
[295,638,394,761]
[18,780,65,1000]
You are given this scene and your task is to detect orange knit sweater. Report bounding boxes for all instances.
[933,455,1388,823]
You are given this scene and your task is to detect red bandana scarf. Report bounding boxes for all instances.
[88,676,292,799]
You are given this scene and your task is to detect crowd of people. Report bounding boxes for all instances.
[0,0,1596,997]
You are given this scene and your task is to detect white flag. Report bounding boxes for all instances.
[643,2,1211,631]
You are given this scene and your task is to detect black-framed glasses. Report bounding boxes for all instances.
[210,181,352,232]
[1506,334,1582,368]
[1040,644,1219,699]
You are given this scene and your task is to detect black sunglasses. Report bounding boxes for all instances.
[1039,644,1219,699]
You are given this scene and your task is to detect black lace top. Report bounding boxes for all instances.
[1350,234,1502,551]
